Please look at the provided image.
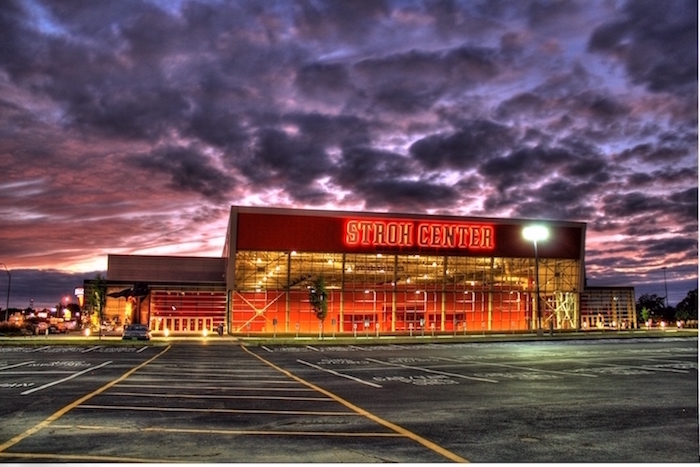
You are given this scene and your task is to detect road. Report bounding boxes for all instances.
[0,337,696,462]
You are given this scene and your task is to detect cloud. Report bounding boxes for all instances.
[588,0,698,95]
[130,145,235,201]
[0,0,695,309]
[409,120,514,170]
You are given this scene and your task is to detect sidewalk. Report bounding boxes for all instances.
[1,328,696,346]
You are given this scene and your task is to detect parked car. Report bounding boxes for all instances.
[122,324,151,341]
[25,318,50,335]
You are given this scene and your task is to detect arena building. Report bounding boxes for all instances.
[87,206,637,335]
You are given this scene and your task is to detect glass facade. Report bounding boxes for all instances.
[230,250,582,333]
[89,206,599,336]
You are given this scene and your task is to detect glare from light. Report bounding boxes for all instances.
[202,329,208,337]
[522,225,550,242]
[164,328,170,337]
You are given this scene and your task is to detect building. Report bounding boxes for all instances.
[85,206,635,335]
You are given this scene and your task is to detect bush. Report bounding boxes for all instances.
[0,322,26,336]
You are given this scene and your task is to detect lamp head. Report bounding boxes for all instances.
[522,225,550,242]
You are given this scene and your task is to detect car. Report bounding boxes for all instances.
[122,324,151,340]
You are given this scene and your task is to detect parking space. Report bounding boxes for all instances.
[0,343,462,463]
[252,338,699,462]
[256,338,698,386]
[0,338,696,462]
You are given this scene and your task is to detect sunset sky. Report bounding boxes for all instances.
[0,0,697,309]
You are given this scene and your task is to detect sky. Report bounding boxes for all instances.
[0,0,697,310]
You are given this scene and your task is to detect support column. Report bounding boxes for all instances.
[341,253,346,334]
[392,255,398,332]
[285,252,291,333]
[441,257,447,331]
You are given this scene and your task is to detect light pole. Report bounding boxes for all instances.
[0,263,10,321]
[522,225,550,337]
[662,267,669,308]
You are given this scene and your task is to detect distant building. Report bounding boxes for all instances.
[84,206,636,334]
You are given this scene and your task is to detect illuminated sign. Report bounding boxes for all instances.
[345,219,494,250]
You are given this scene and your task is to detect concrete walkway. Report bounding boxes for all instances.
[1,328,696,346]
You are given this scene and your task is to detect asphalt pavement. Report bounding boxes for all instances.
[0,332,696,462]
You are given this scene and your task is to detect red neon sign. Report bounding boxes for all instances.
[345,219,495,250]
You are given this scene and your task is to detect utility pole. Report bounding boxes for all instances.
[0,263,10,321]
[662,267,669,308]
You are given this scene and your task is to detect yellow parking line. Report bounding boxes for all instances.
[241,345,470,463]
[0,345,171,454]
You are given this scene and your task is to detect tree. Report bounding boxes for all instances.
[309,276,328,339]
[636,294,666,323]
[675,289,698,321]
[86,274,107,340]
[65,303,81,324]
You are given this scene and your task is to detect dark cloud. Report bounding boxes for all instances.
[353,45,499,113]
[478,145,570,192]
[236,128,333,202]
[358,179,458,212]
[409,120,514,170]
[644,236,698,257]
[588,0,698,95]
[617,143,691,164]
[667,187,699,222]
[526,0,581,27]
[601,188,698,225]
[130,146,235,200]
[335,146,414,188]
[288,113,372,148]
[601,191,668,218]
[295,62,353,103]
[335,146,457,210]
[294,0,391,43]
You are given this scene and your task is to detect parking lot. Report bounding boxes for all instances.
[0,337,696,462]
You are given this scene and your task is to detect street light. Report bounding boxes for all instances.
[522,225,549,337]
[662,267,669,308]
[0,263,10,321]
